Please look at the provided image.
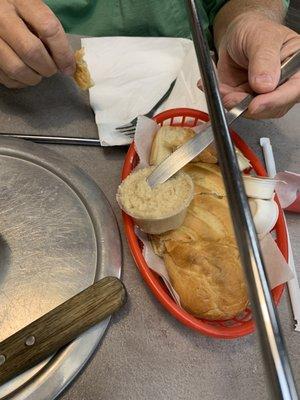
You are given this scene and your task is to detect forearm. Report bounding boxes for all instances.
[213,0,287,50]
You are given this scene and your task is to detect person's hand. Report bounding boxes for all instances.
[215,12,300,119]
[0,0,75,89]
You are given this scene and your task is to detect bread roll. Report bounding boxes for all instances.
[163,241,248,320]
[150,126,217,166]
[150,126,248,320]
[151,194,235,250]
[183,163,226,197]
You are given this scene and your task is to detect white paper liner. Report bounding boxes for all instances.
[260,233,294,287]
[135,229,181,304]
[129,116,294,311]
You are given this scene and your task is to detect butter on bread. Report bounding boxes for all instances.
[150,126,248,320]
[149,126,217,166]
[74,48,93,90]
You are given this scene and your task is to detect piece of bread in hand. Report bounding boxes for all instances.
[149,126,217,166]
[73,48,93,90]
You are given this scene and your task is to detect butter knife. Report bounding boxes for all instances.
[147,50,300,188]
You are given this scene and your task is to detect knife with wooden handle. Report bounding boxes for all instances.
[0,276,126,385]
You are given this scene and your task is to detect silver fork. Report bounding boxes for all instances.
[115,80,176,137]
[0,81,175,145]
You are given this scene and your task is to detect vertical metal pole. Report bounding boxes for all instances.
[185,1,298,398]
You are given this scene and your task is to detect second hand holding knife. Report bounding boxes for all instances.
[147,50,300,188]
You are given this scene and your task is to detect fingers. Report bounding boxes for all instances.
[247,73,300,118]
[0,69,26,89]
[217,47,248,87]
[0,0,75,89]
[0,38,42,85]
[0,12,57,77]
[246,26,283,94]
[215,16,300,119]
[222,91,249,110]
[219,82,252,96]
[219,74,300,119]
[17,0,75,75]
[281,36,300,61]
[246,104,294,120]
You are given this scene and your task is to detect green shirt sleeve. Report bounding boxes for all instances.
[45,0,290,41]
[45,0,217,40]
[282,0,290,9]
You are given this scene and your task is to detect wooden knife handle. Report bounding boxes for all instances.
[0,276,126,385]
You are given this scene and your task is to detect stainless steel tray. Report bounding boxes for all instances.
[0,138,122,399]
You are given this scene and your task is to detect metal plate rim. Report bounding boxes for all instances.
[0,138,122,400]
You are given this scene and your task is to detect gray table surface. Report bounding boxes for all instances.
[0,36,299,400]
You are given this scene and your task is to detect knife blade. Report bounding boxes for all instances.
[147,50,300,188]
[0,276,126,385]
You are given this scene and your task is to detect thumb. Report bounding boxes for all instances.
[247,37,282,94]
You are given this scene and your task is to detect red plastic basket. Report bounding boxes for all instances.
[121,108,288,339]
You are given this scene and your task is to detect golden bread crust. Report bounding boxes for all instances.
[150,126,248,320]
[74,48,93,90]
[163,242,248,320]
[149,125,217,166]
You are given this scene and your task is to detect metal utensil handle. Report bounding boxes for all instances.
[117,79,176,131]
[0,134,101,146]
[145,80,176,118]
[0,276,126,385]
[280,51,300,84]
[185,1,298,400]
